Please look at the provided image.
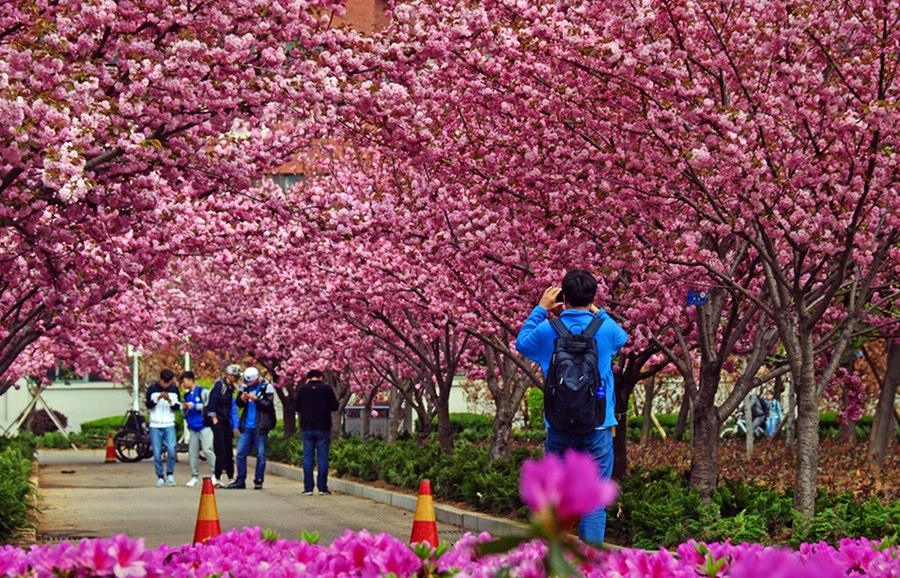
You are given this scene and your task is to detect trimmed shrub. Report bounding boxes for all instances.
[526,388,544,430]
[27,409,68,436]
[0,439,37,543]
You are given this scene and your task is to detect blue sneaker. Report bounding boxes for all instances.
[156,478,165,487]
[165,474,176,486]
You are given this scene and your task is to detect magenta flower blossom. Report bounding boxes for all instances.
[0,546,27,577]
[107,534,148,578]
[519,449,618,526]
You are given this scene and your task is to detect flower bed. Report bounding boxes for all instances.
[1,527,897,577]
[7,450,896,576]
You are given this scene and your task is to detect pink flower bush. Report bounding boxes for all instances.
[519,449,619,528]
[0,443,893,577]
[0,528,898,576]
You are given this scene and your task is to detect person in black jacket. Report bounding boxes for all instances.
[227,366,276,490]
[207,364,242,487]
[294,370,339,496]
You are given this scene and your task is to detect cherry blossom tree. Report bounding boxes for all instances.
[337,0,900,518]
[0,0,352,392]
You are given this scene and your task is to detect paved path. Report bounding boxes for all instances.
[37,450,470,548]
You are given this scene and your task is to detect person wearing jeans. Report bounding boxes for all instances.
[516,269,628,546]
[295,370,339,495]
[545,425,614,544]
[227,367,276,490]
[146,369,181,487]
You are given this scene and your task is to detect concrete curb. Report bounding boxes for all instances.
[265,460,531,538]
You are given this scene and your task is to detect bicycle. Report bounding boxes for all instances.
[719,412,765,439]
[113,409,153,462]
[113,409,190,462]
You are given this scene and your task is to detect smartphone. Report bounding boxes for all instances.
[555,291,564,303]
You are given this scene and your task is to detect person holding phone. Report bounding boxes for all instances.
[227,367,276,490]
[146,369,181,487]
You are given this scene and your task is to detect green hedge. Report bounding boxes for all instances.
[285,435,540,518]
[79,415,124,436]
[606,466,900,548]
[0,437,37,543]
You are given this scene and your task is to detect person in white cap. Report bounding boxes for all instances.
[226,366,276,490]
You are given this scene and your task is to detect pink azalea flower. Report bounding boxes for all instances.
[107,534,148,578]
[0,545,28,577]
[74,538,117,575]
[519,449,618,526]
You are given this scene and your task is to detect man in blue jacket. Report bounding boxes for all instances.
[227,367,276,490]
[516,269,628,546]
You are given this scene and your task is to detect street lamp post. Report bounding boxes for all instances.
[127,344,141,412]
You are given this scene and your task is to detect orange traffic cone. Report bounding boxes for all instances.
[410,480,439,546]
[193,477,222,544]
[104,433,116,463]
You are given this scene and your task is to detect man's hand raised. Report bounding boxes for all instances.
[539,287,564,312]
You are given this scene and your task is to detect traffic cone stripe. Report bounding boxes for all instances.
[413,495,434,521]
[193,477,221,544]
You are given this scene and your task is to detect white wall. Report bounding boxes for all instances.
[0,378,136,434]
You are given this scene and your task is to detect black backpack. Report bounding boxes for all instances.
[545,317,605,434]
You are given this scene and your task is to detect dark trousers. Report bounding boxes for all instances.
[212,423,234,479]
[301,429,332,492]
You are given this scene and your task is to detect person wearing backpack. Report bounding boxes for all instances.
[208,364,242,487]
[516,269,628,546]
[180,371,217,487]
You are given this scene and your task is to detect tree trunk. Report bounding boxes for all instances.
[481,341,532,462]
[275,386,297,438]
[386,388,404,444]
[414,404,433,445]
[435,400,453,452]
[773,374,784,400]
[744,394,754,459]
[839,356,858,444]
[674,385,691,441]
[361,393,373,442]
[785,376,797,447]
[640,376,655,444]
[488,400,514,463]
[612,375,640,480]
[868,340,900,467]
[689,405,720,503]
[404,398,413,434]
[793,357,820,518]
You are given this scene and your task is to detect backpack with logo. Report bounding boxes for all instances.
[544,317,606,434]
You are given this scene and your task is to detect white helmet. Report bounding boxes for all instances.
[243,367,260,382]
[225,364,243,377]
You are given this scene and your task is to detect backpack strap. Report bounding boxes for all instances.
[581,316,605,338]
[549,318,572,337]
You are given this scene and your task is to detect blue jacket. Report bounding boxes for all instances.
[516,307,628,429]
[181,387,209,432]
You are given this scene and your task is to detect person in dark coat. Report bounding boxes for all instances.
[294,370,339,496]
